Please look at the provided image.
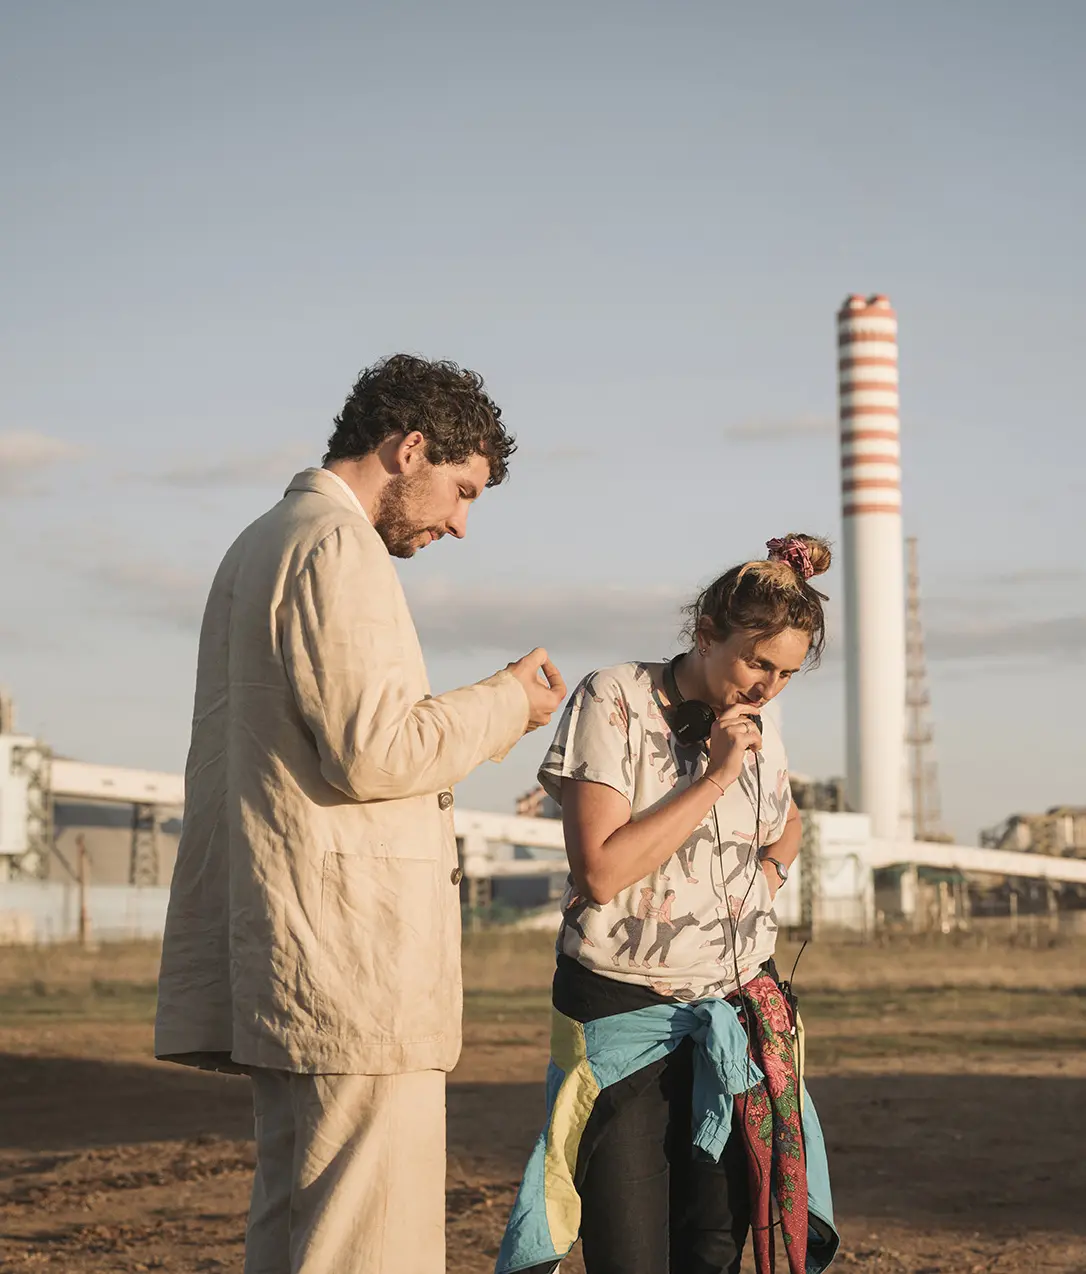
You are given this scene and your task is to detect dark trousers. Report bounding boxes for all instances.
[577,1037,751,1274]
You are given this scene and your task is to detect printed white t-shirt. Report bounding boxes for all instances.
[539,661,792,1000]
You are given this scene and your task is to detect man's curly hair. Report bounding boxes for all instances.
[323,354,515,486]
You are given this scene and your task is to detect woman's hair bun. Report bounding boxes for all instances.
[765,533,832,582]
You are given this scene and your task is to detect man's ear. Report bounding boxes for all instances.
[393,430,427,474]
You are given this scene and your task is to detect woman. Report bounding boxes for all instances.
[496,535,839,1274]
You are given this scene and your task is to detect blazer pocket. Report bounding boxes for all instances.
[316,850,443,1044]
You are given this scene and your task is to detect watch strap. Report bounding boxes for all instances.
[762,855,788,883]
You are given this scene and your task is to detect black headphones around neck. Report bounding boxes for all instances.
[661,653,763,749]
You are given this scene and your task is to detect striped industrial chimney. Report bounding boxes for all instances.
[837,294,907,843]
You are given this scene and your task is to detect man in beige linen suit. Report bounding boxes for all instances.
[154,355,565,1274]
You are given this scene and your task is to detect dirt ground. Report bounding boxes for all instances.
[0,933,1083,1273]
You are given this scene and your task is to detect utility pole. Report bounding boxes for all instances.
[77,833,91,948]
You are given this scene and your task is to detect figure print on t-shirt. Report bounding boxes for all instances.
[641,890,699,968]
[663,822,715,887]
[563,893,601,946]
[609,885,657,964]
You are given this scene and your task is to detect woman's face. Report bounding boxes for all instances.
[700,626,810,712]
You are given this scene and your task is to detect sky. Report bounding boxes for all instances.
[1,1,1083,844]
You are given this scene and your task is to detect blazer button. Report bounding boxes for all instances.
[437,791,454,811]
[450,867,464,885]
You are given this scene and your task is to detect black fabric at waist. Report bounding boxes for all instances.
[552,953,784,1025]
[553,953,677,1023]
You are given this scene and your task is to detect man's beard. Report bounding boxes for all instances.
[373,471,437,559]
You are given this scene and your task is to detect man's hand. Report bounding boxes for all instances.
[507,648,566,732]
[761,859,781,901]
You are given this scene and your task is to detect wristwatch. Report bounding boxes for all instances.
[761,855,788,885]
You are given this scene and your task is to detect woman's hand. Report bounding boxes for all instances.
[761,859,781,900]
[706,704,762,790]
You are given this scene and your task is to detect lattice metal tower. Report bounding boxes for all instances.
[905,537,945,840]
[129,803,160,886]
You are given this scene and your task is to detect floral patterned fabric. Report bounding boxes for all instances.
[539,661,792,999]
[729,973,809,1274]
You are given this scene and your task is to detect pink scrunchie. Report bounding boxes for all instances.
[766,536,815,580]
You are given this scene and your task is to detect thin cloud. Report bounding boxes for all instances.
[405,579,687,657]
[927,613,1086,661]
[408,580,1083,667]
[925,569,1085,605]
[90,561,207,631]
[0,431,85,494]
[84,562,685,653]
[721,415,836,442]
[81,547,1084,668]
[150,444,312,489]
[0,625,28,652]
[0,624,62,654]
[983,567,1084,589]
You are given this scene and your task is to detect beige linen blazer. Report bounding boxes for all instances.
[154,468,528,1075]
